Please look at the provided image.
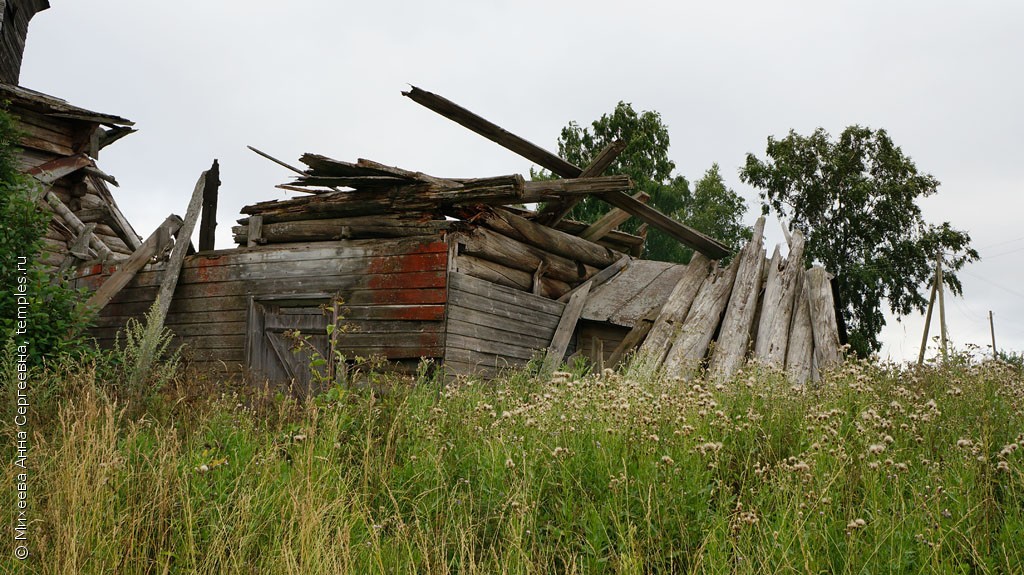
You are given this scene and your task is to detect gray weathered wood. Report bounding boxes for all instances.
[537,140,628,225]
[607,304,662,367]
[456,227,597,284]
[247,215,264,248]
[806,266,843,371]
[453,254,570,299]
[638,254,713,367]
[598,190,731,260]
[785,267,814,385]
[557,255,630,303]
[661,259,739,378]
[542,281,592,374]
[85,215,183,311]
[403,85,583,178]
[468,207,621,269]
[708,217,766,382]
[153,171,209,327]
[754,231,806,367]
[579,191,648,242]
[43,190,114,262]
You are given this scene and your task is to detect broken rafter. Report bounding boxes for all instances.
[579,191,648,243]
[403,86,582,178]
[537,139,627,226]
[599,191,730,260]
[85,215,183,312]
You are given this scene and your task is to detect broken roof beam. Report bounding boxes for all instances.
[404,86,733,260]
[403,85,583,178]
[598,191,730,260]
[537,140,627,226]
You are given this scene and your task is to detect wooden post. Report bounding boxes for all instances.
[247,215,264,248]
[754,231,806,368]
[806,267,842,371]
[989,310,997,358]
[936,253,948,361]
[198,159,220,251]
[917,271,939,366]
[661,259,739,379]
[84,215,184,312]
[151,172,208,327]
[541,282,592,375]
[785,269,814,384]
[637,253,713,368]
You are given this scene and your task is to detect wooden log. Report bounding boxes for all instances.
[455,227,597,284]
[785,266,814,385]
[541,281,592,374]
[537,140,628,225]
[402,86,583,178]
[599,190,731,260]
[355,158,461,188]
[452,255,570,299]
[467,207,620,269]
[754,231,806,367]
[806,266,843,371]
[557,255,630,303]
[579,192,648,242]
[43,191,114,262]
[199,159,220,251]
[707,217,766,382]
[85,215,184,312]
[637,253,714,368]
[233,215,450,244]
[661,259,740,378]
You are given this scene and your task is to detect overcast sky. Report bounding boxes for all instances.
[19,0,1024,361]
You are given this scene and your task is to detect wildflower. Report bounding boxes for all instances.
[551,447,569,458]
[505,458,515,469]
[660,455,675,466]
[956,438,973,449]
[197,464,210,473]
[867,444,886,455]
[648,434,660,443]
[846,518,867,531]
[883,435,894,444]
[292,434,307,442]
[792,461,810,473]
[997,461,1010,473]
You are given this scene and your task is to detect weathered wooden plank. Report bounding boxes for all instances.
[402,86,583,178]
[542,281,592,373]
[785,268,814,385]
[466,206,621,269]
[754,231,806,368]
[599,190,731,260]
[446,333,538,362]
[557,255,630,303]
[661,260,740,379]
[85,215,183,312]
[447,302,557,341]
[25,153,92,184]
[708,217,766,382]
[537,140,629,226]
[806,266,843,371]
[452,255,570,299]
[580,259,676,323]
[449,272,564,316]
[605,306,660,368]
[42,189,113,261]
[233,215,450,244]
[456,227,597,284]
[446,317,552,351]
[637,254,713,367]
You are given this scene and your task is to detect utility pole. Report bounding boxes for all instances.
[936,253,948,361]
[989,310,998,359]
[917,271,939,366]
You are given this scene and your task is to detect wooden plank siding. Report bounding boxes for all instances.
[75,237,450,379]
[444,272,564,377]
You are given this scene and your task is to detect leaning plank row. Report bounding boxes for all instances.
[632,217,842,384]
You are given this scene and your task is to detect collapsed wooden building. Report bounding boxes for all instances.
[71,86,844,391]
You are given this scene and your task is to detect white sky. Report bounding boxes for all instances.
[19,0,1024,361]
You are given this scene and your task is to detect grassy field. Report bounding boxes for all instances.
[2,348,1022,574]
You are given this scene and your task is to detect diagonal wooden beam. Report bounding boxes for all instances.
[85,215,183,311]
[598,191,730,260]
[537,140,627,226]
[403,85,582,178]
[579,191,648,243]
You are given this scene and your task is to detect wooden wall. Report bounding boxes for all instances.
[75,236,449,378]
[444,272,564,378]
[0,0,48,84]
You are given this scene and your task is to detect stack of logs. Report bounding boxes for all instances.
[624,217,842,384]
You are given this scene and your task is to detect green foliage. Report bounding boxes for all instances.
[102,298,182,399]
[0,104,93,362]
[741,126,979,357]
[543,102,750,263]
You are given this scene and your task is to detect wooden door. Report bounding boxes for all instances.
[247,296,330,397]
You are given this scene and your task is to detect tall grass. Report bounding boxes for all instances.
[1,354,1022,573]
